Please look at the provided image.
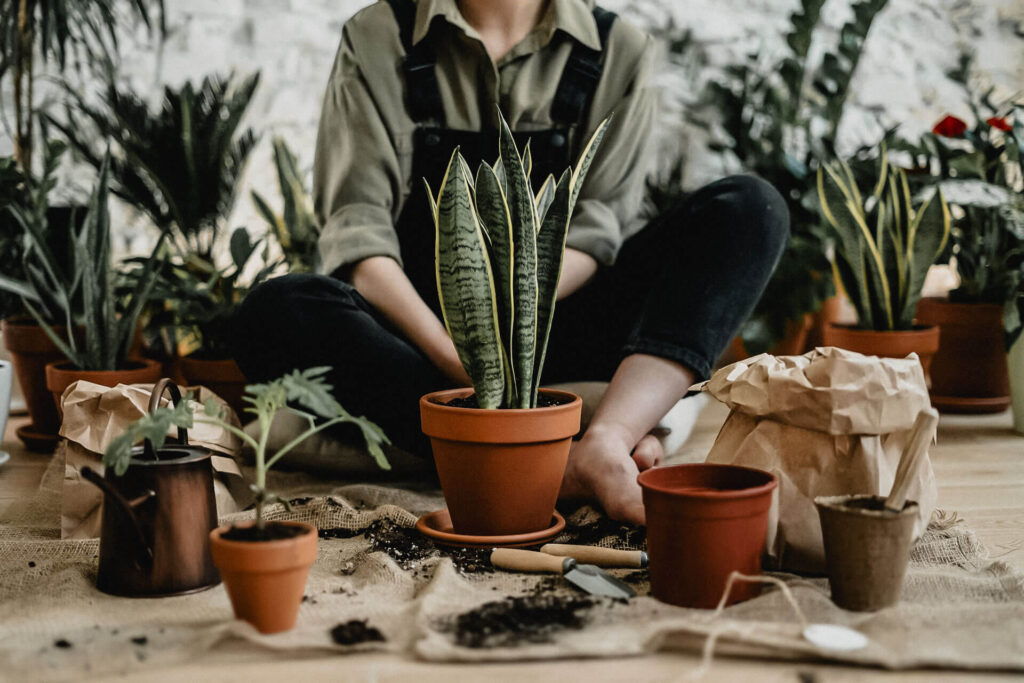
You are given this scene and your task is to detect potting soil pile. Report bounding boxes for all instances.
[1,452,1023,681]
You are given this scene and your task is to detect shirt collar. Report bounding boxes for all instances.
[412,0,601,51]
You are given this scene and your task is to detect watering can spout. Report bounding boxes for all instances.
[81,465,155,570]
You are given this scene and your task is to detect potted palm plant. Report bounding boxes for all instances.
[419,113,605,537]
[251,137,322,273]
[819,149,951,373]
[105,366,390,633]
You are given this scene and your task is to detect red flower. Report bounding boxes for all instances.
[932,115,968,137]
[986,116,1012,132]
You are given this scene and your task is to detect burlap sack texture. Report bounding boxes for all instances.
[1,452,1022,681]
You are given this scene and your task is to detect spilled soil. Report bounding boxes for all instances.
[330,620,386,646]
[441,595,595,648]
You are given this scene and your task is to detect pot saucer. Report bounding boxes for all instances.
[930,394,1011,415]
[416,509,565,549]
[16,424,59,452]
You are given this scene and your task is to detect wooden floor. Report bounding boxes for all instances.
[2,401,1023,682]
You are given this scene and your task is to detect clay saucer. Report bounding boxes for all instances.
[16,424,59,452]
[930,394,1011,415]
[416,509,565,549]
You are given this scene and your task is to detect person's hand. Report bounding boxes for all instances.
[434,338,473,387]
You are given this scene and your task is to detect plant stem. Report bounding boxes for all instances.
[264,415,349,470]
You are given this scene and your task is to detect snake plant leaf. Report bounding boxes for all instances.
[497,113,538,409]
[899,185,949,327]
[523,139,533,182]
[534,174,556,228]
[423,179,438,223]
[474,163,518,404]
[532,169,573,401]
[435,149,506,409]
[570,119,611,209]
[818,164,873,328]
[493,157,507,198]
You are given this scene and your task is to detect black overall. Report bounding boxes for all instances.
[385,0,618,318]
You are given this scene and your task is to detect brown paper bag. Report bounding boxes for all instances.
[58,380,250,539]
[697,347,938,573]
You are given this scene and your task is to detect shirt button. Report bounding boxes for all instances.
[425,132,441,146]
[551,132,566,148]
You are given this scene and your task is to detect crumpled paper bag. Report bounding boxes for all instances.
[696,347,938,574]
[59,380,249,539]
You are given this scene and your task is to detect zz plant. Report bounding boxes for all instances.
[818,151,951,331]
[426,112,607,409]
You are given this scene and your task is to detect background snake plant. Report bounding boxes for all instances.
[427,112,608,409]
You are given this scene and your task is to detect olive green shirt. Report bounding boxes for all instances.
[313,0,656,275]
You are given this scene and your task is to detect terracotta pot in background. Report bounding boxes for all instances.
[638,463,777,609]
[2,319,68,451]
[730,314,813,361]
[806,294,844,350]
[420,388,582,536]
[179,356,248,418]
[915,298,1010,413]
[210,521,318,634]
[1010,338,1024,435]
[45,359,163,420]
[822,323,940,377]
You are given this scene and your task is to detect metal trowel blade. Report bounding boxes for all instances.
[564,562,636,599]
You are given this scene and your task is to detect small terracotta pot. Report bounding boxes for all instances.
[209,521,318,634]
[822,323,940,376]
[915,298,1010,413]
[815,494,918,612]
[420,388,582,536]
[45,359,163,419]
[179,356,248,418]
[2,319,68,449]
[638,464,777,609]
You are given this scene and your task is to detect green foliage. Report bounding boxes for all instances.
[427,111,608,409]
[682,0,891,352]
[49,72,259,260]
[103,367,390,529]
[251,137,321,273]
[818,151,951,330]
[0,155,28,320]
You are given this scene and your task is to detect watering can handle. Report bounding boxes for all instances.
[81,466,155,571]
[145,378,190,460]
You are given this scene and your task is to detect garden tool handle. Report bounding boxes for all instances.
[885,407,939,513]
[146,378,189,460]
[491,548,574,574]
[540,544,648,568]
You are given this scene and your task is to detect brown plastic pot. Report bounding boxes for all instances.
[2,319,68,449]
[823,323,940,376]
[420,387,582,536]
[815,494,918,612]
[209,521,318,634]
[45,358,163,420]
[179,356,248,418]
[915,298,1010,413]
[638,464,777,609]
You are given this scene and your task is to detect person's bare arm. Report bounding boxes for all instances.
[557,248,599,300]
[350,256,471,386]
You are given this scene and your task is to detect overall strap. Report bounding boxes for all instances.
[386,0,445,124]
[551,7,617,126]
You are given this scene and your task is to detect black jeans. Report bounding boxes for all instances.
[231,175,789,456]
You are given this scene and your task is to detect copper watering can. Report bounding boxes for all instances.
[82,378,220,597]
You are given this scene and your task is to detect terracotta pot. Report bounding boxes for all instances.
[637,463,777,609]
[915,298,1010,413]
[45,359,163,419]
[815,495,918,612]
[1010,338,1024,435]
[420,387,582,536]
[209,521,318,634]
[822,323,940,376]
[179,356,248,418]
[730,314,813,360]
[2,319,68,450]
[807,294,844,350]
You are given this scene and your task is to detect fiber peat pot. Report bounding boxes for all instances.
[815,494,918,612]
[823,323,940,377]
[209,521,318,634]
[45,359,162,420]
[915,298,1010,413]
[2,319,68,450]
[420,387,582,536]
[179,356,248,418]
[1011,338,1024,435]
[638,463,777,609]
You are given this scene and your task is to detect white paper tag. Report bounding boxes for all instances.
[803,624,869,651]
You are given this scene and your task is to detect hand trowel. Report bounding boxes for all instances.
[490,548,637,599]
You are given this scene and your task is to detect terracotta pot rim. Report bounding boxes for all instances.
[637,463,778,500]
[921,297,1004,310]
[210,520,316,548]
[421,387,582,415]
[46,358,161,375]
[826,323,939,337]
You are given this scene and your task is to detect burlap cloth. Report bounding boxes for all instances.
[1,451,1023,681]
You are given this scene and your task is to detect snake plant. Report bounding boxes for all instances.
[818,152,951,331]
[426,112,608,409]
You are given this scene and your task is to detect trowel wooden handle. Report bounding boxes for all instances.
[540,544,647,568]
[886,407,939,513]
[490,548,569,574]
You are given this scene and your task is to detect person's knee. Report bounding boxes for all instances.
[714,175,790,254]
